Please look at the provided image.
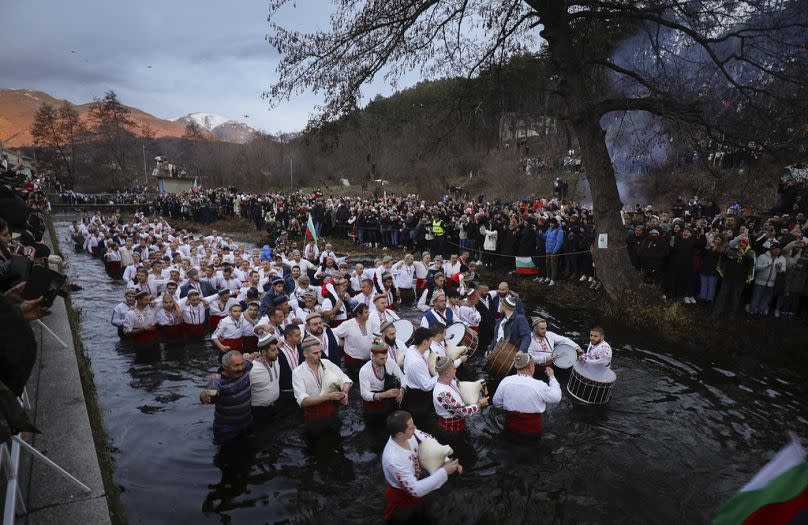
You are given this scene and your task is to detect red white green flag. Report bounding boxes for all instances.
[712,435,808,525]
[514,256,538,275]
[305,213,317,243]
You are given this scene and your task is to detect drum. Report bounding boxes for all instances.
[392,319,416,346]
[484,340,519,378]
[445,322,480,357]
[551,342,578,369]
[566,362,617,405]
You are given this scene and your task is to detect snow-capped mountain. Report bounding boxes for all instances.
[175,112,260,143]
[176,112,231,132]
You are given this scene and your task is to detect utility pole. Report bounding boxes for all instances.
[142,143,148,185]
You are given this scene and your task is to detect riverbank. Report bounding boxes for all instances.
[11,223,119,524]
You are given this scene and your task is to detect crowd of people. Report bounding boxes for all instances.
[62,181,808,321]
[70,204,625,523]
[0,161,56,444]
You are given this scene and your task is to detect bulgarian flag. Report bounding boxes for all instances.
[514,256,538,275]
[712,434,808,525]
[305,213,317,243]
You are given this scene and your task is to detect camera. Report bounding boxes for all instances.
[6,255,68,307]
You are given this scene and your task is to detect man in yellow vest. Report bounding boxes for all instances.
[431,217,445,256]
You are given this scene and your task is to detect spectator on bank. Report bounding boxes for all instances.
[712,238,756,320]
[750,243,786,316]
[698,234,726,303]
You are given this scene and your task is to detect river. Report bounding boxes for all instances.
[54,218,808,524]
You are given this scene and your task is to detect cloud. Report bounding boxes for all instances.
[0,0,437,134]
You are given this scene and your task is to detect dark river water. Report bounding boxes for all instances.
[54,219,808,525]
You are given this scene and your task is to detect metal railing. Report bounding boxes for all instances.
[1,322,91,524]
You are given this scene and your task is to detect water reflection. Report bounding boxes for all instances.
[54,218,808,525]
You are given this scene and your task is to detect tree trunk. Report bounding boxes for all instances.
[533,0,638,301]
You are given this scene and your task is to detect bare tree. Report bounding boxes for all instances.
[31,101,85,187]
[87,90,138,188]
[266,0,808,302]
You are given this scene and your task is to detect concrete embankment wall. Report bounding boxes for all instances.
[13,222,119,524]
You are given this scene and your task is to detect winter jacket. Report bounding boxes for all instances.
[753,251,786,287]
[545,226,564,254]
[481,227,498,251]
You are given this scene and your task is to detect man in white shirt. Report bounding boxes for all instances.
[369,294,400,334]
[527,317,581,366]
[380,320,408,369]
[432,356,488,433]
[354,279,375,309]
[403,327,437,426]
[420,291,454,328]
[291,336,352,428]
[250,333,281,419]
[111,288,136,338]
[319,243,337,264]
[444,253,462,279]
[391,254,416,303]
[332,303,375,378]
[358,338,405,418]
[578,326,613,368]
[349,263,367,293]
[381,410,461,523]
[493,352,561,437]
[413,252,431,294]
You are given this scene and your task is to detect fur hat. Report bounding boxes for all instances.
[370,338,387,353]
[257,333,278,348]
[301,336,321,349]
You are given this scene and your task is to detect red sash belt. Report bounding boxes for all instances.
[303,401,336,422]
[438,416,466,432]
[242,335,258,353]
[105,260,122,277]
[343,354,367,365]
[505,411,542,433]
[416,278,426,289]
[384,484,421,521]
[220,338,243,351]
[209,315,225,330]
[469,326,479,332]
[363,398,390,412]
[158,324,185,340]
[184,323,206,338]
[133,329,157,342]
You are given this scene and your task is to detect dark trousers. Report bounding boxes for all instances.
[712,281,744,319]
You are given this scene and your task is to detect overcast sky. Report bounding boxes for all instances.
[0,1,413,134]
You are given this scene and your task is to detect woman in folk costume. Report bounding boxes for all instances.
[381,410,461,524]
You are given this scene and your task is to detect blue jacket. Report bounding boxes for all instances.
[491,313,531,353]
[545,226,564,254]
